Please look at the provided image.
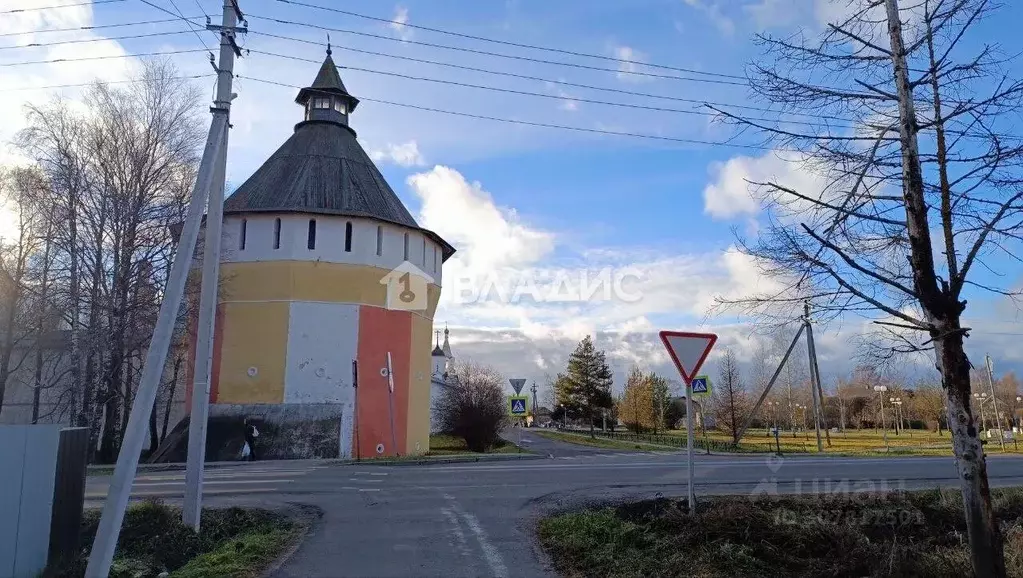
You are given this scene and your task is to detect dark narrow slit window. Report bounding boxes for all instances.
[240,219,247,250]
[273,218,281,250]
[307,219,317,250]
[422,238,426,265]
[345,221,353,252]
[433,246,438,272]
[403,233,409,261]
[376,225,383,256]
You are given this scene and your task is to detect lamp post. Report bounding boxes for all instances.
[874,385,889,451]
[973,392,989,432]
[1015,396,1022,430]
[890,397,903,435]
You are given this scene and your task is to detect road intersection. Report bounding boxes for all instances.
[85,429,1023,577]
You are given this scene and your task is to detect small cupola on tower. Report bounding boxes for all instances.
[295,45,360,128]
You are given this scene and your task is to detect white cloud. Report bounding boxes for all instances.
[369,140,426,167]
[702,149,829,220]
[682,0,736,37]
[388,6,413,41]
[409,165,555,275]
[612,45,651,83]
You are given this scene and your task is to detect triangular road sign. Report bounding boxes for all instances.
[659,331,717,385]
[509,378,526,395]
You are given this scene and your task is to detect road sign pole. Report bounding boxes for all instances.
[657,330,716,515]
[685,380,696,512]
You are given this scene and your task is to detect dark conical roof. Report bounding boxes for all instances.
[311,53,348,93]
[223,55,454,260]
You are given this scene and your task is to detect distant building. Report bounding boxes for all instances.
[430,326,455,432]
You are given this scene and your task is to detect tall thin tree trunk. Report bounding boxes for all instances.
[884,0,1004,574]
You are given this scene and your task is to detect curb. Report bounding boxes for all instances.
[339,452,543,466]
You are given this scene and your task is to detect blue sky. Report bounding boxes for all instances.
[2,0,1022,396]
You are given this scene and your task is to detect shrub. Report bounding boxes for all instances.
[433,360,508,452]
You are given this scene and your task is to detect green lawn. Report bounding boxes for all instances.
[538,488,1023,578]
[575,427,1023,456]
[427,433,525,455]
[531,430,668,452]
[57,501,305,578]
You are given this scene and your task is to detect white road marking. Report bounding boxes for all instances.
[350,478,383,483]
[358,488,380,492]
[352,472,389,476]
[442,507,473,561]
[130,479,294,487]
[444,494,508,578]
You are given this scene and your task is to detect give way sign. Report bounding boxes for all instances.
[659,331,717,385]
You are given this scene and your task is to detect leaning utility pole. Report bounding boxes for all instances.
[182,0,246,531]
[85,2,243,574]
[735,302,829,448]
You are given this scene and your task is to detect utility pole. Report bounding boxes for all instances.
[804,302,831,448]
[803,301,823,452]
[183,0,246,531]
[85,6,241,572]
[986,354,1006,450]
[530,381,538,426]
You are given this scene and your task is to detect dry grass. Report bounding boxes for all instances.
[539,488,1023,578]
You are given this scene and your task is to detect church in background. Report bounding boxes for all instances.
[156,48,455,461]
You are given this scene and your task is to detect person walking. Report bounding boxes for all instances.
[242,418,260,461]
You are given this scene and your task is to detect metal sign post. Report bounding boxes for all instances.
[659,331,717,513]
[386,352,398,457]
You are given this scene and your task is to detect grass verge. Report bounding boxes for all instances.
[426,433,525,455]
[532,430,662,451]
[538,488,1023,578]
[56,501,305,578]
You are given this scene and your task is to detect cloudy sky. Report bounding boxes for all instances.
[3,0,1022,398]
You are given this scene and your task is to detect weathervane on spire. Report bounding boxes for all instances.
[326,33,331,56]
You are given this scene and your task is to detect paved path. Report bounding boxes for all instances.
[84,434,1023,577]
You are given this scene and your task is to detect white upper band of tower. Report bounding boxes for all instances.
[210,213,444,284]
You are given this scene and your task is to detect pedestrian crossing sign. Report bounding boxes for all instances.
[509,396,528,416]
[691,375,711,398]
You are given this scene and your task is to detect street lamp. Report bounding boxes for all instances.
[973,392,990,431]
[873,385,889,450]
[889,397,903,435]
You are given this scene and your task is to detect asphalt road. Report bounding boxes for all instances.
[84,430,1023,578]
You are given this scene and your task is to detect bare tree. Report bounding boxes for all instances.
[715,1,1022,573]
[15,58,203,461]
[714,348,750,443]
[433,360,508,452]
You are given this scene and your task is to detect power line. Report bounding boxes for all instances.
[237,74,768,150]
[0,29,195,51]
[0,16,202,38]
[138,0,213,53]
[1,0,126,13]
[275,0,747,82]
[247,14,747,87]
[248,48,861,129]
[0,73,215,92]
[0,48,208,68]
[248,30,851,124]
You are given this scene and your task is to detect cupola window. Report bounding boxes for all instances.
[333,100,347,114]
[313,98,330,109]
